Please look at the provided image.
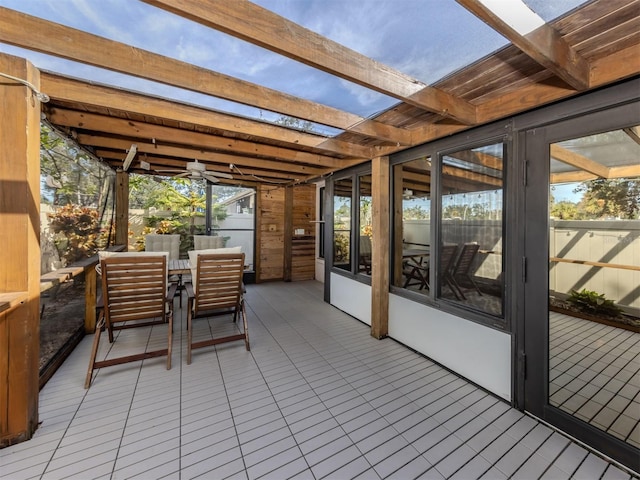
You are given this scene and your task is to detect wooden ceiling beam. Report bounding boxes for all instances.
[551,144,610,178]
[40,73,375,157]
[456,0,589,90]
[96,150,300,182]
[47,109,348,170]
[78,135,325,177]
[0,7,407,146]
[476,46,640,125]
[623,126,640,145]
[142,0,477,125]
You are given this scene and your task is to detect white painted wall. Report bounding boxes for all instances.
[330,273,371,325]
[389,293,512,400]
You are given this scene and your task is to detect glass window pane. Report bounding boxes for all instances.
[438,143,504,317]
[548,127,640,445]
[209,186,256,270]
[359,174,372,275]
[319,186,325,259]
[393,157,432,293]
[333,178,352,271]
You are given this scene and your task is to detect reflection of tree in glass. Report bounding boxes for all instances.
[550,178,640,219]
[575,178,639,219]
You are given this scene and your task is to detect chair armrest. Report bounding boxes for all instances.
[185,282,195,298]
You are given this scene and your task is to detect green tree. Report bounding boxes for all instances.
[550,200,581,220]
[403,205,429,220]
[40,124,112,207]
[575,178,640,219]
[274,115,315,132]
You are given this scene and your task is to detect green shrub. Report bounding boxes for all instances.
[567,289,623,317]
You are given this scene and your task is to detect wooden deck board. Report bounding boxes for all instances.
[0,281,635,479]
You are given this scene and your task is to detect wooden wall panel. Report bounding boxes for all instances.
[291,184,316,281]
[257,186,285,281]
[256,184,316,282]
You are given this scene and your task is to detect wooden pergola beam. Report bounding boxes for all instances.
[78,134,324,176]
[40,74,373,157]
[0,8,410,146]
[456,0,590,90]
[551,144,610,178]
[93,146,314,181]
[47,109,345,170]
[551,164,640,184]
[142,0,477,125]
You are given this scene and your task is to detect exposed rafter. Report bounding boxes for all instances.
[142,0,478,124]
[551,144,610,178]
[456,0,590,90]
[0,7,409,146]
[46,109,347,169]
[40,73,374,159]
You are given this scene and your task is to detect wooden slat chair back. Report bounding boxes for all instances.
[186,253,249,364]
[451,242,483,297]
[439,244,461,300]
[85,255,174,388]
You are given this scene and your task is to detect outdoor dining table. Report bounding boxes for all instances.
[402,248,430,265]
[168,259,191,276]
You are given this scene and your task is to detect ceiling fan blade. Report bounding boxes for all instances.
[207,170,233,179]
[201,172,220,183]
[174,172,190,178]
[155,169,184,173]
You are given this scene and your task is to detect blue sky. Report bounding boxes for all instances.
[0,0,586,132]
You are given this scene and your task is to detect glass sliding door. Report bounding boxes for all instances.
[548,129,640,447]
[524,102,640,471]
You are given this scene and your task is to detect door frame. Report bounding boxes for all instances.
[520,98,639,470]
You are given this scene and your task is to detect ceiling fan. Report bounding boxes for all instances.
[157,160,233,183]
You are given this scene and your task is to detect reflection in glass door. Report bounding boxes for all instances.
[523,101,640,471]
[547,128,640,450]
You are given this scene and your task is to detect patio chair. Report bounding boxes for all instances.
[403,259,429,290]
[359,235,372,274]
[450,242,483,298]
[186,251,249,364]
[85,254,176,388]
[145,233,183,304]
[439,244,461,300]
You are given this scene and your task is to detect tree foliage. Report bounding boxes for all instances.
[551,178,640,220]
[575,178,639,219]
[40,124,113,207]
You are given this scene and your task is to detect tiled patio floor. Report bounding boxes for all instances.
[1,281,636,479]
[549,311,640,447]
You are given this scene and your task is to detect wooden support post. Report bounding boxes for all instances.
[283,185,293,281]
[115,170,129,249]
[0,54,41,447]
[371,156,390,339]
[84,267,97,333]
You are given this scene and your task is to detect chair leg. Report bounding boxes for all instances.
[166,311,173,370]
[242,301,250,351]
[187,299,193,365]
[106,313,114,343]
[84,316,105,389]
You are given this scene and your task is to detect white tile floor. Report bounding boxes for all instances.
[1,281,637,479]
[549,311,640,447]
